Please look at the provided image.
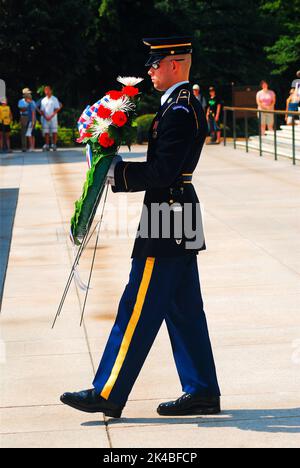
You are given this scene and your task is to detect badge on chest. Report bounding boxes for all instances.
[152,120,159,139]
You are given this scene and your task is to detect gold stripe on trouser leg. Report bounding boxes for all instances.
[101,257,156,400]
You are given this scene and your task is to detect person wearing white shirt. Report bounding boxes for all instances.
[39,85,62,151]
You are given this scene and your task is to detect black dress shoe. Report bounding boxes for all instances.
[157,393,221,416]
[60,389,123,418]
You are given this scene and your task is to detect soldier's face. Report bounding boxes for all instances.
[148,58,177,92]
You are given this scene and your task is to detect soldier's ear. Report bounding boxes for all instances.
[172,60,179,72]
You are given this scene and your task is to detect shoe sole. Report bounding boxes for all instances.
[60,397,122,418]
[157,406,221,416]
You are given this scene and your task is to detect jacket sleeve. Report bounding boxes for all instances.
[112,106,196,193]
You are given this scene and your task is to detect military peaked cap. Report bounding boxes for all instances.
[143,36,193,66]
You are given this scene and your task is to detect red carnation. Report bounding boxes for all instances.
[77,132,92,143]
[106,90,123,100]
[112,111,128,127]
[98,132,115,148]
[122,86,139,97]
[97,106,112,119]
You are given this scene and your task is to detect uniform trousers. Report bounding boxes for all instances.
[93,254,220,406]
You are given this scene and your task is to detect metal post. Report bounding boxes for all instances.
[259,111,262,156]
[79,184,109,326]
[223,109,227,146]
[274,113,277,161]
[233,111,237,150]
[245,112,249,153]
[52,181,109,328]
[292,116,296,165]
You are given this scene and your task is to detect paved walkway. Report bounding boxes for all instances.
[0,145,299,448]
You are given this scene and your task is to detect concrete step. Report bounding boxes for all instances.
[280,124,300,133]
[250,135,300,149]
[236,140,300,161]
[265,130,300,143]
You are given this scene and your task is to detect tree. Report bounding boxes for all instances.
[0,0,297,114]
[0,0,100,109]
[262,0,300,75]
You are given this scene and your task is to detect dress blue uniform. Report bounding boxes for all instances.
[93,38,220,407]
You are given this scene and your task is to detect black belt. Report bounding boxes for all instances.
[169,174,193,201]
[181,174,193,184]
[171,174,193,189]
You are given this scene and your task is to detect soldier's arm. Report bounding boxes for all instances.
[112,106,196,193]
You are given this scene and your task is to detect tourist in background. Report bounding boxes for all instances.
[206,86,222,144]
[39,86,62,151]
[285,88,300,126]
[292,72,300,122]
[18,87,32,152]
[192,84,207,111]
[25,94,37,151]
[256,80,276,135]
[291,70,300,89]
[0,97,13,153]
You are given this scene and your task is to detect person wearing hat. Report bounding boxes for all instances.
[18,87,33,152]
[61,36,221,418]
[0,97,13,153]
[193,84,207,111]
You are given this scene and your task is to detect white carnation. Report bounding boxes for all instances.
[90,117,112,138]
[105,95,136,114]
[117,76,144,87]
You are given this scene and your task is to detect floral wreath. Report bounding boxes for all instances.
[71,77,143,245]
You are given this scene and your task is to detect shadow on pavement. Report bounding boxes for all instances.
[0,150,145,167]
[0,188,19,311]
[82,408,300,434]
[0,150,85,166]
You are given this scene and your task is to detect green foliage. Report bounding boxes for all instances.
[9,120,78,148]
[266,34,300,74]
[71,150,114,243]
[136,90,161,115]
[0,0,298,115]
[262,0,300,74]
[57,127,78,147]
[135,114,155,143]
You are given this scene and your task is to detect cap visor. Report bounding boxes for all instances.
[145,54,164,67]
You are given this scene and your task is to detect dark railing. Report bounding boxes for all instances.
[223,107,300,165]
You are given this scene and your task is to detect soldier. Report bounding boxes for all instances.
[61,36,221,418]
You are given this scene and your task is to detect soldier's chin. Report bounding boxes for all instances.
[153,82,164,92]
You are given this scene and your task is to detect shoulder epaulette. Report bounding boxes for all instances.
[162,89,191,118]
[177,88,199,131]
[176,88,191,105]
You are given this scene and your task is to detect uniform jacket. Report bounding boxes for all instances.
[113,83,208,258]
